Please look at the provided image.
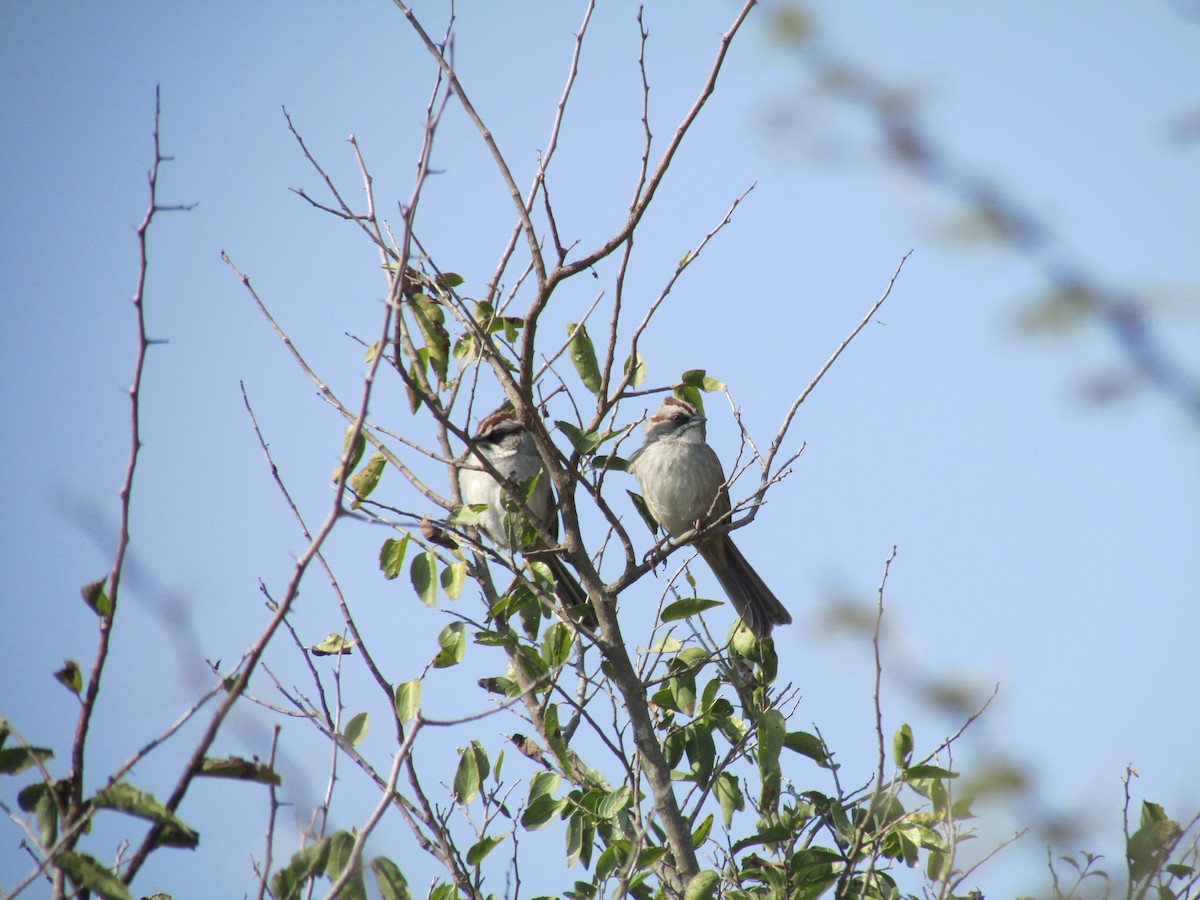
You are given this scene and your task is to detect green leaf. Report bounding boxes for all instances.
[558,422,631,459]
[1129,803,1183,880]
[650,635,683,654]
[596,841,628,880]
[713,771,743,829]
[0,744,53,776]
[893,723,914,769]
[476,676,516,697]
[197,756,281,785]
[1141,800,1170,828]
[342,712,369,747]
[541,622,574,669]
[624,352,647,388]
[271,837,332,900]
[454,741,489,804]
[453,749,479,805]
[555,420,600,456]
[729,622,761,658]
[627,490,659,534]
[514,639,550,682]
[672,383,705,415]
[670,674,697,717]
[411,294,450,387]
[518,469,544,504]
[784,731,830,768]
[364,339,386,363]
[591,785,630,821]
[466,835,504,866]
[881,823,921,867]
[521,792,565,830]
[333,425,367,484]
[529,771,560,800]
[684,724,715,780]
[81,579,113,617]
[543,704,570,770]
[437,272,465,289]
[18,781,59,846]
[590,454,629,472]
[501,316,523,342]
[757,635,779,684]
[691,813,714,848]
[732,824,796,858]
[652,684,681,715]
[349,452,386,507]
[432,621,466,668]
[440,561,467,600]
[379,535,410,580]
[470,741,490,781]
[636,845,669,870]
[411,551,438,607]
[661,597,723,623]
[472,300,494,325]
[55,660,83,695]
[927,847,951,882]
[56,851,132,900]
[684,870,720,900]
[565,806,585,868]
[450,503,487,527]
[566,322,602,394]
[311,633,357,657]
[904,764,958,781]
[370,857,411,900]
[758,709,786,779]
[790,847,843,890]
[405,362,423,413]
[394,679,421,724]
[327,830,367,900]
[681,369,726,393]
[91,782,199,849]
[451,332,476,362]
[524,561,553,602]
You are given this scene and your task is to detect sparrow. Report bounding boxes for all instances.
[629,397,791,639]
[458,407,589,616]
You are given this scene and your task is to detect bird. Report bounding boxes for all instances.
[458,407,589,617]
[629,396,791,639]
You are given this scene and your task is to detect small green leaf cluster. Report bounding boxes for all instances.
[270,829,411,900]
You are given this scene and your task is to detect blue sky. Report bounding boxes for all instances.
[2,2,1197,897]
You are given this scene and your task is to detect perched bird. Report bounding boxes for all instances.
[459,407,589,615]
[629,397,791,639]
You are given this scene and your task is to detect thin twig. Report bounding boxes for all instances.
[255,726,283,900]
[391,0,546,287]
[759,250,912,508]
[486,0,597,303]
[56,87,195,883]
[872,548,897,794]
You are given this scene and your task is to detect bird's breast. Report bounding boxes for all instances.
[634,443,723,536]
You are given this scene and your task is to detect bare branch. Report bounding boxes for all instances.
[548,1,757,284]
[391,0,546,287]
[756,249,911,507]
[487,1,596,301]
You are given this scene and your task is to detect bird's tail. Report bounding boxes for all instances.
[700,536,792,639]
